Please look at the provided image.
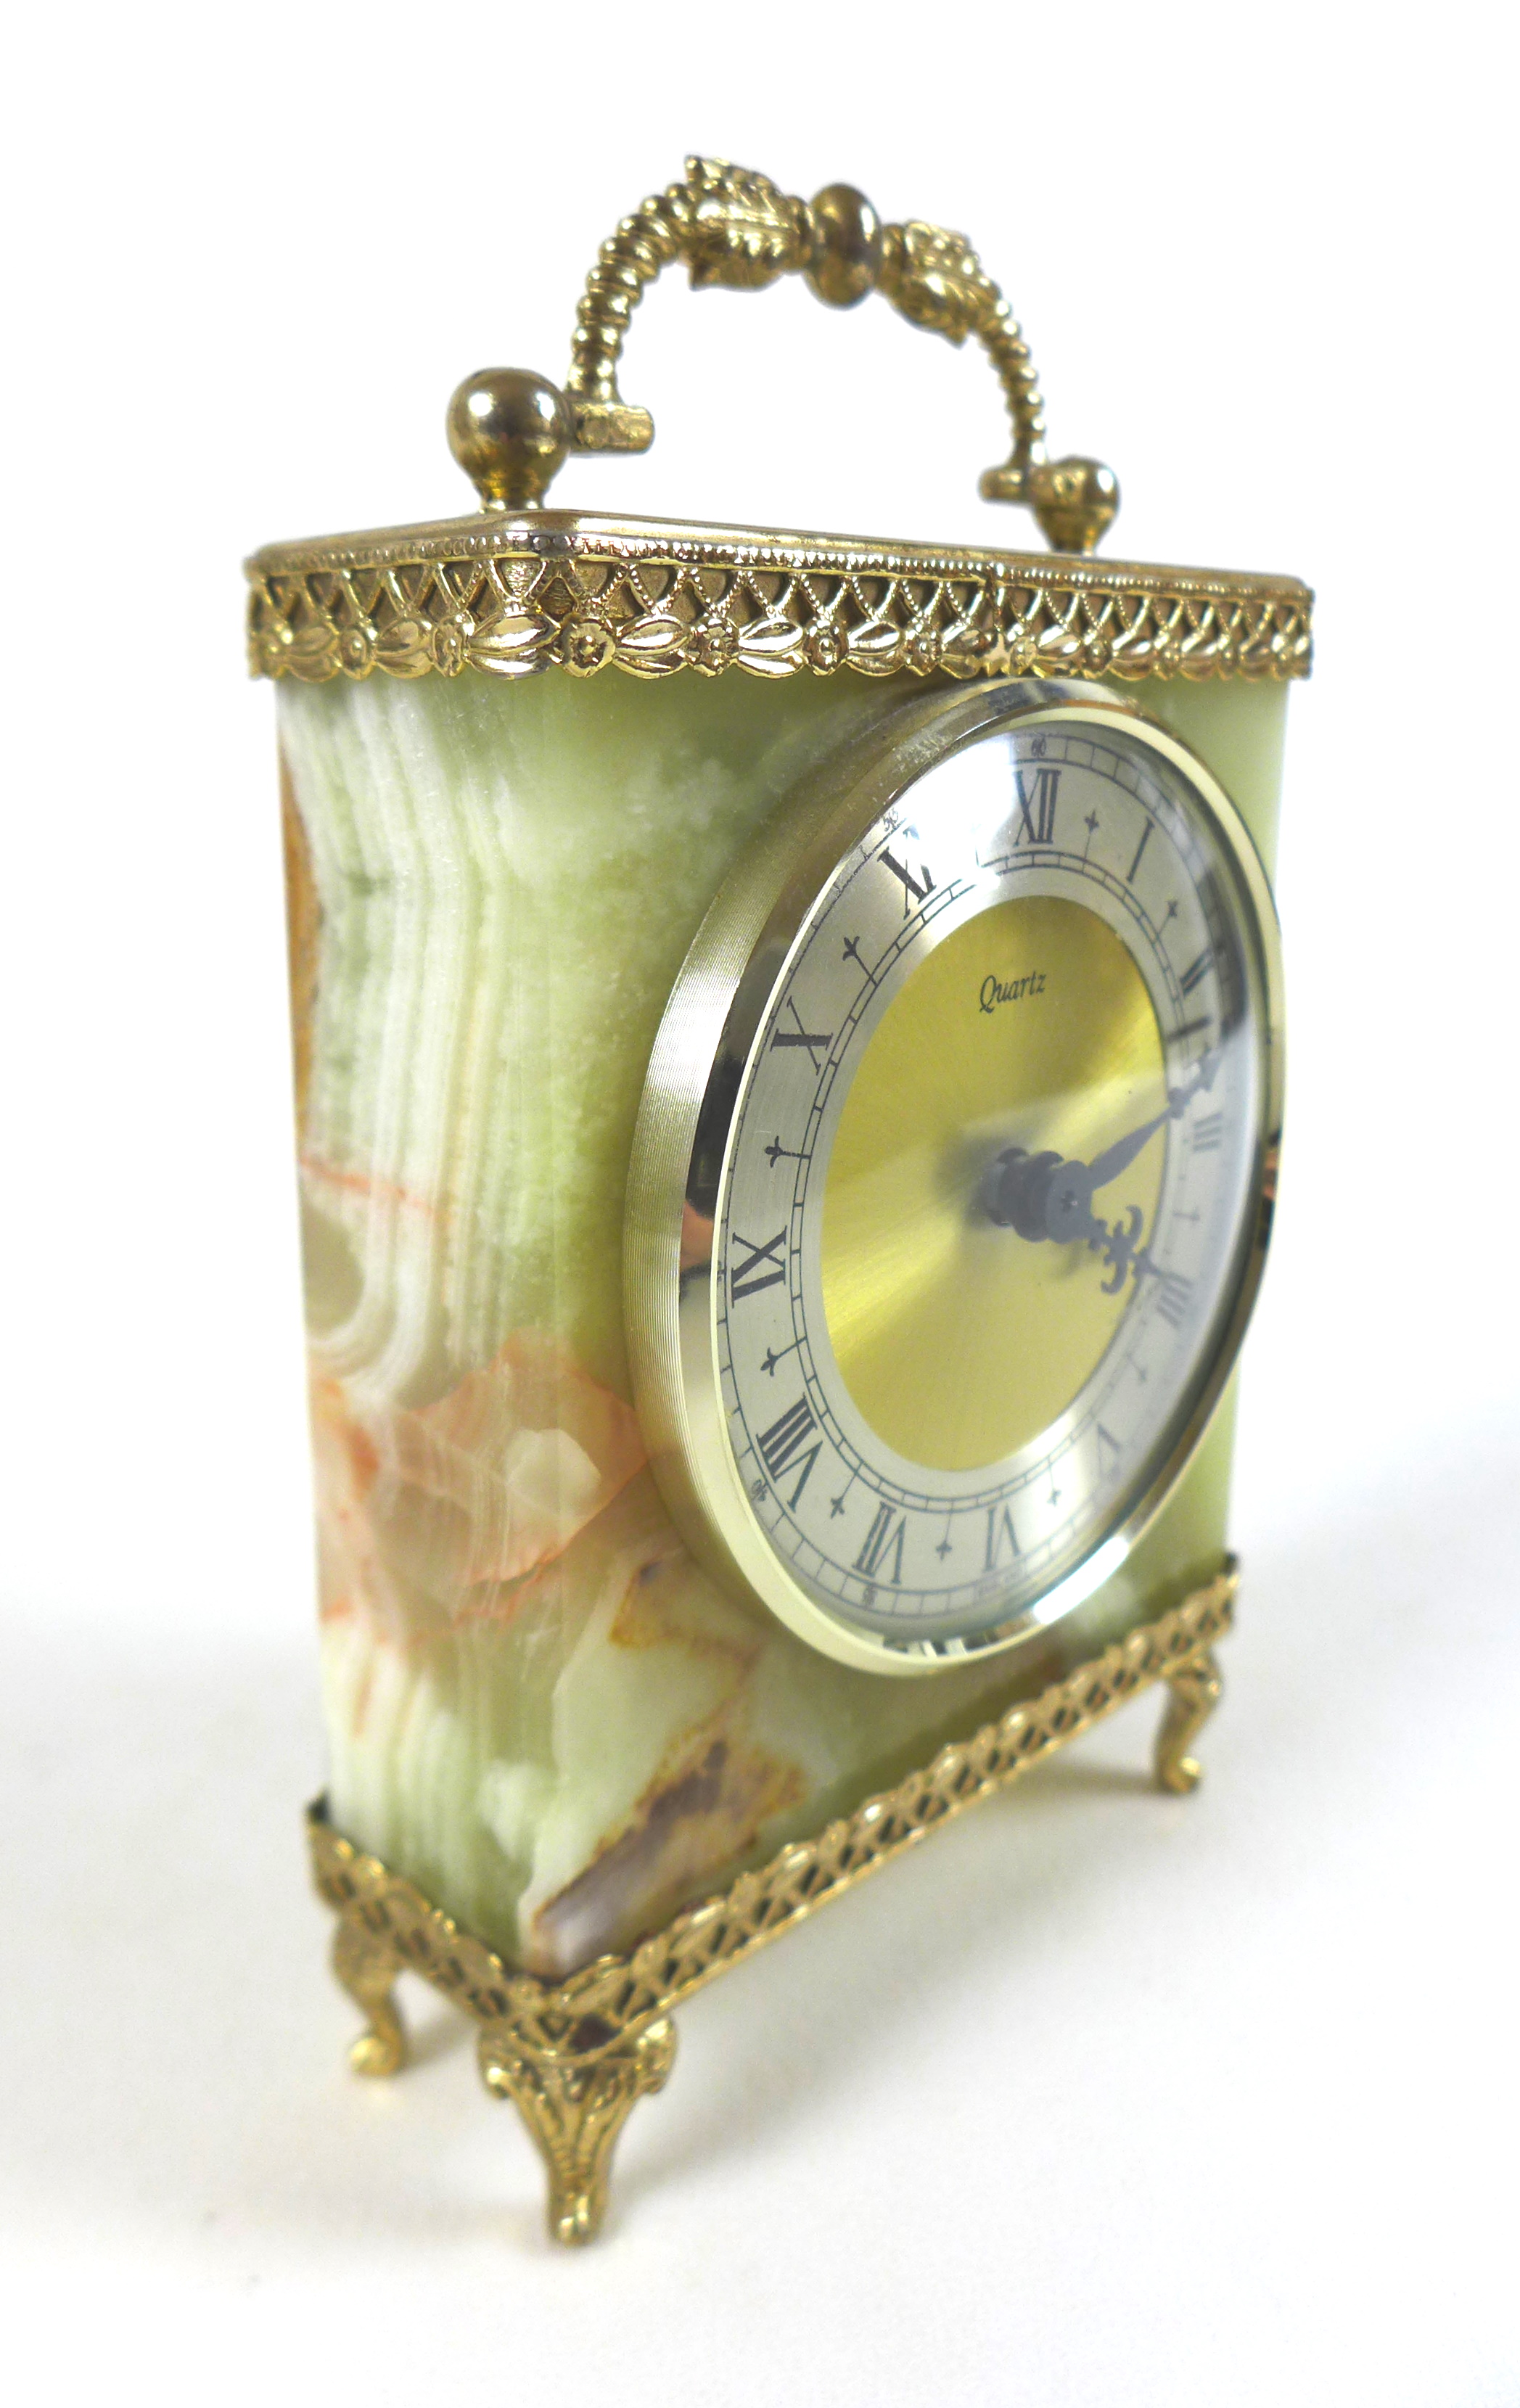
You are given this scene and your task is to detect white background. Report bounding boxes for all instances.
[2,4,1516,2401]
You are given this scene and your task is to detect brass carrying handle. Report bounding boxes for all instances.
[447,156,1118,555]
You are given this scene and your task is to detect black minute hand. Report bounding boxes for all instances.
[1083,1104,1175,1191]
[1044,1052,1219,1242]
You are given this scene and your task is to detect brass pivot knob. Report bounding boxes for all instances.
[446,368,572,510]
[1024,458,1121,556]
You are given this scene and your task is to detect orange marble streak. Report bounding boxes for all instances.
[388,1333,646,1587]
[299,1155,443,1219]
[308,1374,403,1676]
[309,1334,649,1639]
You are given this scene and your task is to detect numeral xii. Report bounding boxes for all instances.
[1014,765,1061,846]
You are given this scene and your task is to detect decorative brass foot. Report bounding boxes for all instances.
[332,1915,407,2076]
[478,2016,677,2245]
[1154,1647,1224,1794]
[307,1569,1237,2244]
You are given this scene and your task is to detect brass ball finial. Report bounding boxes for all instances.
[1027,457,1120,556]
[447,368,572,510]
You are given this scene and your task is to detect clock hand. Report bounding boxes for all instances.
[983,1046,1222,1247]
[1084,1045,1221,1185]
[1080,1104,1174,1192]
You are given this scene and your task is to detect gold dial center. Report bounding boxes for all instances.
[821,896,1165,1471]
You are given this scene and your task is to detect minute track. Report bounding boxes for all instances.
[630,681,1283,1673]
[720,720,1260,1632]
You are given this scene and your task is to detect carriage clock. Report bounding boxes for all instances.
[249,157,1308,2245]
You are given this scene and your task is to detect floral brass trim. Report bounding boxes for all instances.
[309,1564,1236,2243]
[247,517,1310,690]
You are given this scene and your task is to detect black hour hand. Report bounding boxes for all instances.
[982,1138,1149,1246]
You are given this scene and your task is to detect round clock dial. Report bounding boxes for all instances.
[627,683,1282,1674]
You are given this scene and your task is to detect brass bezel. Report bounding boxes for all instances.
[624,683,1284,1675]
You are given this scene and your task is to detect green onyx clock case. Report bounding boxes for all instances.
[248,155,1310,2245]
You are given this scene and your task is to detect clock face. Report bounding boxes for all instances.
[628,686,1282,1673]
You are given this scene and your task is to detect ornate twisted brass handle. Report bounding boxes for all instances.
[447,156,1117,554]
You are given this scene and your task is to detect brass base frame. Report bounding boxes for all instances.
[309,1568,1234,2245]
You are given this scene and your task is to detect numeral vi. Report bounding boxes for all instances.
[855,1503,907,1584]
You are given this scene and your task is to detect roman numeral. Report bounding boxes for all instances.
[1096,1424,1123,1468]
[770,997,832,1072]
[1013,765,1061,846]
[1191,1111,1225,1154]
[984,1505,1020,1571]
[1179,945,1215,998]
[855,1503,908,1584]
[730,1228,786,1301]
[879,846,935,913]
[756,1395,822,1508]
[1127,821,1153,883]
[1151,1269,1194,1329]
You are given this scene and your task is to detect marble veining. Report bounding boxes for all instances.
[279,666,1282,1973]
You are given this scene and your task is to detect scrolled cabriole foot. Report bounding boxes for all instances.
[478,2015,678,2245]
[332,1915,407,2076]
[1155,1646,1225,1795]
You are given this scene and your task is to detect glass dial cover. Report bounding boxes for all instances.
[625,685,1283,1674]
